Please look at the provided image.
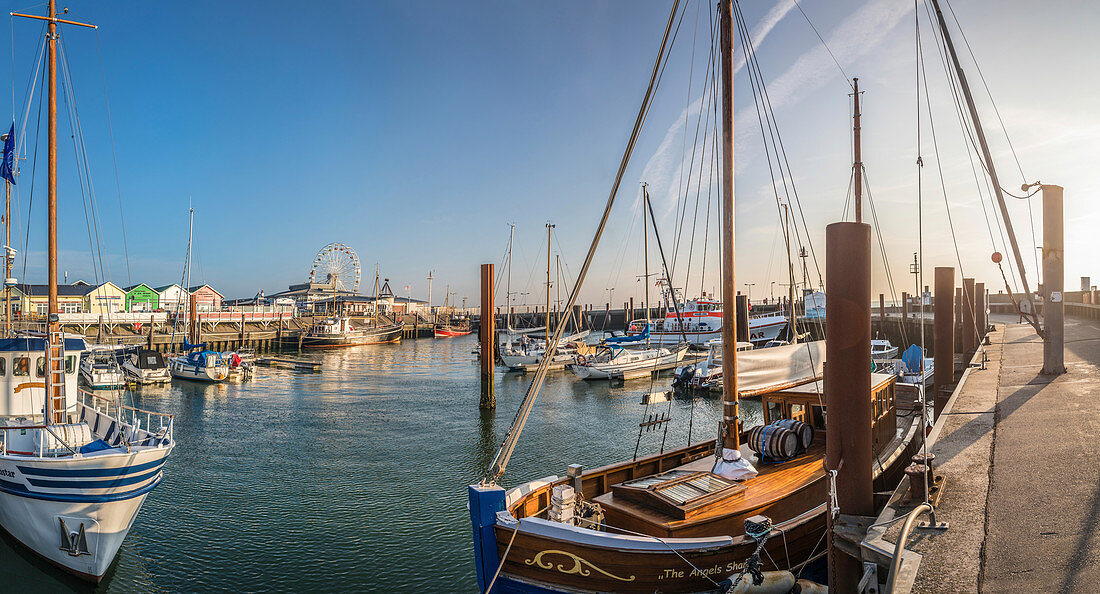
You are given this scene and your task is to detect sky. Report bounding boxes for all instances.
[1,0,1096,308]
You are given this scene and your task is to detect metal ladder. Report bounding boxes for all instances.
[46,328,66,424]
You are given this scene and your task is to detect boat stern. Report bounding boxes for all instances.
[468,483,506,592]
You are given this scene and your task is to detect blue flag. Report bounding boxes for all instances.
[0,124,14,185]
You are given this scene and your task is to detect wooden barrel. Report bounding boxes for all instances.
[747,424,798,461]
[773,418,814,451]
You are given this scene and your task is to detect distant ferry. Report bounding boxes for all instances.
[627,295,788,345]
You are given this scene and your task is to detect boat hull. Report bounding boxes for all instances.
[0,446,171,581]
[435,327,472,338]
[122,362,171,385]
[300,325,402,348]
[647,317,788,345]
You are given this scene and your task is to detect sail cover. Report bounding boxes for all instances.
[736,340,826,396]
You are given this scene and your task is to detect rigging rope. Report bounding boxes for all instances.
[486,0,682,483]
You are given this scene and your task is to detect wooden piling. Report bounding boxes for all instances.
[825,221,873,592]
[954,287,963,353]
[975,282,986,339]
[479,263,495,409]
[879,293,885,334]
[934,267,955,419]
[735,294,749,343]
[902,292,909,319]
[962,277,976,354]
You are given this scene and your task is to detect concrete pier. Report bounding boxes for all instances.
[866,307,1100,592]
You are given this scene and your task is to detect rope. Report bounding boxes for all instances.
[485,526,519,593]
[94,30,131,286]
[792,0,853,88]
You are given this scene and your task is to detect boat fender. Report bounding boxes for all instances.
[723,571,796,593]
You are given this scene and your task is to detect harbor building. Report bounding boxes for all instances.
[124,283,161,312]
[156,284,189,312]
[187,284,224,311]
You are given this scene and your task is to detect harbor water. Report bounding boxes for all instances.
[3,335,762,592]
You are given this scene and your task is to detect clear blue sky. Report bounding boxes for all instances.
[4,0,1095,306]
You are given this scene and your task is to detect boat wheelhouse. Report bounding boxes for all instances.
[122,348,170,385]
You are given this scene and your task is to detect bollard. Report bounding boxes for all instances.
[934,267,955,419]
[962,278,976,354]
[1042,185,1065,374]
[824,221,873,593]
[479,264,495,409]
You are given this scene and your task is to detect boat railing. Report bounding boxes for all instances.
[884,502,934,592]
[77,388,175,443]
[0,423,80,457]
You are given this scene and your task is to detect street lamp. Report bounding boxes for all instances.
[743,283,755,300]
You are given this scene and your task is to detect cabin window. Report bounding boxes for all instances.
[0,357,5,376]
[765,400,784,424]
[65,355,76,374]
[35,356,45,377]
[13,356,29,376]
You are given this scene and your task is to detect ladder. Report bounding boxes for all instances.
[45,328,66,424]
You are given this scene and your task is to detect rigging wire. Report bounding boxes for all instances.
[94,30,131,286]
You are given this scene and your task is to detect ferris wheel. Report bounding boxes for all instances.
[309,243,361,293]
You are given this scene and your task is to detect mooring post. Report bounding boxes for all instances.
[825,221,873,593]
[479,263,495,409]
[629,297,634,325]
[189,293,199,345]
[975,282,986,341]
[148,314,154,349]
[735,294,749,343]
[1042,184,1066,374]
[962,278,976,355]
[934,267,955,419]
[902,291,909,320]
[879,293,885,335]
[954,287,962,353]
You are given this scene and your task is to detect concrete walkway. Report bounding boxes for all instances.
[899,314,1100,592]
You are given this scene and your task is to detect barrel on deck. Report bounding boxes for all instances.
[747,424,799,461]
[773,418,814,452]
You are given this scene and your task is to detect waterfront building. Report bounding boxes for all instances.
[124,283,161,312]
[187,284,223,311]
[85,282,127,315]
[156,284,189,313]
[10,283,92,316]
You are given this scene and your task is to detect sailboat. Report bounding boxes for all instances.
[468,4,921,591]
[0,2,174,581]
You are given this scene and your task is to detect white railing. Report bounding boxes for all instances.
[57,312,169,324]
[78,389,174,444]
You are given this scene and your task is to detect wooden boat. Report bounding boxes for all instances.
[300,315,402,347]
[435,320,472,337]
[468,3,920,591]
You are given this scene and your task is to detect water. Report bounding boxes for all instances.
[2,336,761,592]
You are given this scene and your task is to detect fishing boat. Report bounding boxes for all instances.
[0,3,175,581]
[871,338,899,360]
[121,348,171,385]
[79,348,125,390]
[300,315,402,347]
[468,4,921,591]
[630,295,789,346]
[435,317,472,338]
[168,345,229,382]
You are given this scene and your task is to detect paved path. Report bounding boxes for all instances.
[903,314,1100,592]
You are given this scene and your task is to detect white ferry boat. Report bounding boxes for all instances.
[627,295,788,345]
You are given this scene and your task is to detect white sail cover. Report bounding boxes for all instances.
[735,340,825,396]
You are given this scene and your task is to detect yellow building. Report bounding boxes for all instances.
[85,282,127,315]
[9,283,92,318]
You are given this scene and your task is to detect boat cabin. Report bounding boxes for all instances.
[309,316,355,337]
[761,372,897,453]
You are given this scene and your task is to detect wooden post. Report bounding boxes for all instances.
[735,294,749,343]
[934,267,954,419]
[629,297,634,325]
[902,292,909,320]
[975,282,986,340]
[189,293,199,345]
[1042,185,1065,374]
[878,293,885,335]
[825,221,873,593]
[147,314,154,349]
[954,287,963,353]
[480,264,495,409]
[962,278,976,355]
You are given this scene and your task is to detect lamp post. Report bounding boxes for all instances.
[743,283,755,301]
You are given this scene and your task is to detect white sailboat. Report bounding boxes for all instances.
[0,4,175,581]
[570,343,688,380]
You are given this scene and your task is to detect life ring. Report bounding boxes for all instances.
[576,355,587,366]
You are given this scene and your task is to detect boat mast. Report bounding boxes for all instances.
[643,183,651,342]
[928,0,1040,333]
[852,77,862,223]
[785,202,797,343]
[374,264,380,326]
[545,222,554,344]
[185,206,193,328]
[718,0,739,451]
[506,224,514,330]
[4,141,10,337]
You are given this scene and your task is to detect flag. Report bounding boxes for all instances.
[0,124,14,185]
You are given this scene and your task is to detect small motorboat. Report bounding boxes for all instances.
[168,344,229,382]
[571,343,688,381]
[122,348,171,385]
[80,348,126,389]
[871,338,899,360]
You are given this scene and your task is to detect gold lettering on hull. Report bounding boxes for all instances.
[524,549,636,582]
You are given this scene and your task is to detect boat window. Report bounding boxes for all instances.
[66,355,76,374]
[35,356,45,377]
[0,356,5,376]
[13,356,29,376]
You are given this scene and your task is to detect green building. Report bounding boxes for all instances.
[124,284,161,312]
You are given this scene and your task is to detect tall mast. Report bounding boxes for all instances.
[852,77,862,223]
[718,0,739,451]
[374,264,380,325]
[506,224,514,330]
[545,223,554,344]
[785,203,797,343]
[929,0,1040,332]
[555,254,560,322]
[426,270,433,318]
[4,141,10,337]
[643,183,651,338]
[186,206,193,320]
